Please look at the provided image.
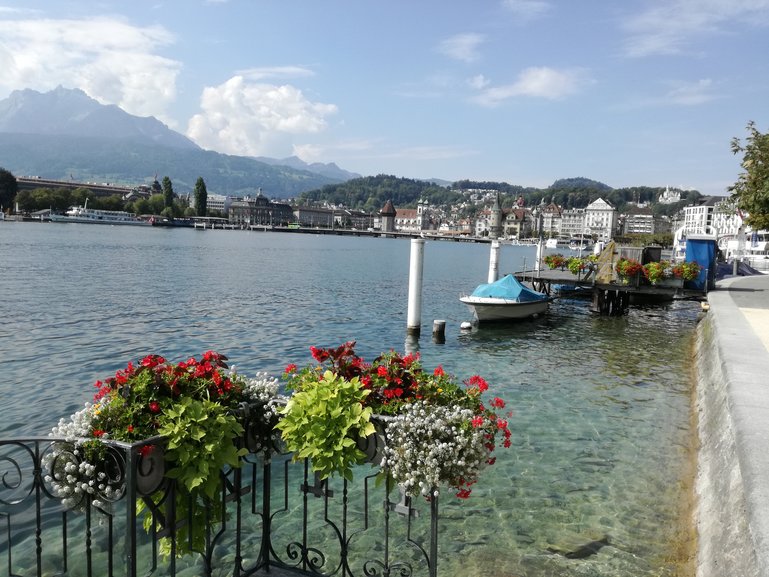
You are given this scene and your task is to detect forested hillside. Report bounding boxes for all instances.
[300,175,701,215]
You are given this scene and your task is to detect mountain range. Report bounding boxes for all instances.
[0,87,360,197]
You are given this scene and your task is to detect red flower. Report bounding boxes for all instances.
[148,401,161,414]
[433,366,445,377]
[139,444,154,457]
[491,397,505,408]
[377,365,389,377]
[456,488,472,499]
[466,375,489,392]
[471,416,484,428]
[127,425,134,433]
[285,363,297,374]
[93,429,105,438]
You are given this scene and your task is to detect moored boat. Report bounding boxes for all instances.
[460,274,550,322]
[50,202,151,226]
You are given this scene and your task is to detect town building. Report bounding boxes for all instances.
[228,193,293,227]
[584,198,618,241]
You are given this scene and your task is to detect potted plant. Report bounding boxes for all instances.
[280,342,511,499]
[45,352,284,557]
[642,260,672,285]
[614,257,643,284]
[672,261,702,282]
[544,254,567,269]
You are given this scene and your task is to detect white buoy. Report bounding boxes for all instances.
[406,238,426,336]
[488,240,500,283]
[432,319,446,343]
[460,321,473,331]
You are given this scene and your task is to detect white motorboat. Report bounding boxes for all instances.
[460,274,550,322]
[50,202,151,226]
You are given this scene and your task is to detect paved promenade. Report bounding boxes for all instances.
[697,273,769,577]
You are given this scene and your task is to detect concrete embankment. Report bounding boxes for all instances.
[696,274,769,577]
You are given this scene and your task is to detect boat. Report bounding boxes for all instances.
[569,236,593,252]
[50,201,151,226]
[545,236,570,249]
[460,274,550,322]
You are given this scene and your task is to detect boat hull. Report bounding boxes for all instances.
[49,214,151,226]
[459,296,549,322]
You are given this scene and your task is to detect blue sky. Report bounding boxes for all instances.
[1,1,768,196]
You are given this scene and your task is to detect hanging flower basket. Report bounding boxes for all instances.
[45,352,285,557]
[279,342,512,499]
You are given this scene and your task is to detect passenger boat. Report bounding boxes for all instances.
[569,236,593,252]
[50,201,151,226]
[460,274,550,322]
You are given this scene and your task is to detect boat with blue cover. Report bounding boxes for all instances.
[460,274,550,322]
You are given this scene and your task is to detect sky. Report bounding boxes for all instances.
[1,1,768,197]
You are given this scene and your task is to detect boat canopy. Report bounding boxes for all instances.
[469,274,547,302]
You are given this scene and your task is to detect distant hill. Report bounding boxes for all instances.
[0,87,353,197]
[255,155,360,182]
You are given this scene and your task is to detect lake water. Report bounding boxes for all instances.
[0,222,698,576]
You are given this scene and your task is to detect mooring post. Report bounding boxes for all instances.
[432,320,446,344]
[407,238,426,336]
[487,240,500,283]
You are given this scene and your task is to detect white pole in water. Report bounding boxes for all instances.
[407,238,426,336]
[535,239,542,273]
[487,240,500,283]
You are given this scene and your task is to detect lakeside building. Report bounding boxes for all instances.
[584,198,618,241]
[229,193,293,227]
[559,207,587,238]
[393,200,433,233]
[622,206,656,235]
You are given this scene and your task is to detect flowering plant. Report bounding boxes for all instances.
[672,261,702,281]
[615,257,643,279]
[282,342,511,498]
[544,254,567,269]
[45,351,284,556]
[642,260,672,284]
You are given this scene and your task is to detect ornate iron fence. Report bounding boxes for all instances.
[0,436,438,577]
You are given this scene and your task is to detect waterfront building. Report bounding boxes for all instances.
[488,193,503,239]
[380,200,396,233]
[502,207,533,239]
[584,198,618,241]
[203,194,233,215]
[538,201,563,238]
[228,193,293,227]
[622,206,656,235]
[560,207,586,239]
[393,200,432,233]
[294,205,334,228]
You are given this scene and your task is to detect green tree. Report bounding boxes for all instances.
[194,177,208,216]
[162,176,174,208]
[729,121,769,230]
[0,167,18,211]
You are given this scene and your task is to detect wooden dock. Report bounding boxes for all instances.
[515,268,705,315]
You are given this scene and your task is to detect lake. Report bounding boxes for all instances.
[0,222,698,576]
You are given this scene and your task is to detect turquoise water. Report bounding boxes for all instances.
[0,223,697,576]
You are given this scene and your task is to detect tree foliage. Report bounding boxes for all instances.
[729,121,769,230]
[194,177,208,216]
[162,176,174,208]
[0,167,18,211]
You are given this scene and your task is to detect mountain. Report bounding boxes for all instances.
[255,155,360,181]
[0,87,352,197]
[0,86,199,150]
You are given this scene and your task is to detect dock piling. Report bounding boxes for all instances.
[407,238,426,336]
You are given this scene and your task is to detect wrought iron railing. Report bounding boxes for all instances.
[0,436,438,577]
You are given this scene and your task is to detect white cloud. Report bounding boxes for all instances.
[665,78,718,105]
[0,16,180,124]
[467,74,490,90]
[623,0,769,57]
[437,33,485,63]
[501,0,551,20]
[473,66,591,106]
[186,75,338,157]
